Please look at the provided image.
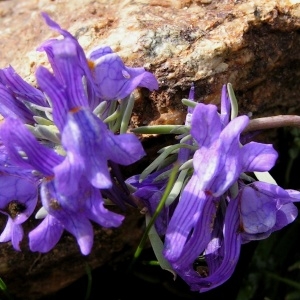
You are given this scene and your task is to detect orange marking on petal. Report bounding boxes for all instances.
[87,59,95,70]
[45,175,54,181]
[70,107,81,113]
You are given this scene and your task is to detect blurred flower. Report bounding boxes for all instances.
[0,83,35,123]
[0,65,47,107]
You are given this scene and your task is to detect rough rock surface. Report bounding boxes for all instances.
[1,0,300,298]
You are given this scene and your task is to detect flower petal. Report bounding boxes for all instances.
[104,132,146,165]
[62,211,94,255]
[29,214,64,253]
[0,117,63,175]
[87,45,114,61]
[92,53,158,100]
[53,153,84,196]
[193,142,221,191]
[191,103,222,147]
[39,12,98,109]
[35,66,70,132]
[0,216,24,251]
[84,186,124,228]
[164,176,210,263]
[0,66,47,106]
[11,223,24,251]
[0,85,34,123]
[56,108,112,192]
[210,116,249,196]
[38,38,89,108]
[240,185,277,234]
[190,197,241,292]
[0,217,13,243]
[241,142,278,172]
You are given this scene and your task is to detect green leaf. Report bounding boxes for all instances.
[130,163,179,270]
[33,116,53,125]
[254,171,277,185]
[0,278,13,300]
[165,169,189,206]
[182,98,197,109]
[120,93,135,134]
[145,214,176,280]
[227,83,239,120]
[140,144,193,181]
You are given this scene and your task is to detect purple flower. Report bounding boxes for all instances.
[34,24,147,197]
[53,107,146,196]
[90,50,159,101]
[0,65,47,107]
[0,65,49,124]
[29,177,124,255]
[38,12,158,108]
[0,117,125,254]
[185,181,300,292]
[126,169,172,236]
[0,11,157,256]
[36,38,92,116]
[0,145,39,251]
[239,181,299,242]
[38,12,95,95]
[164,102,278,256]
[163,97,281,291]
[0,83,34,123]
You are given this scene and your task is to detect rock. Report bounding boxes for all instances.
[1,0,300,125]
[1,0,300,298]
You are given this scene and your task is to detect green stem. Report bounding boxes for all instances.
[129,163,180,271]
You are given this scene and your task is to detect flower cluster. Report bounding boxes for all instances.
[162,86,300,291]
[129,84,300,292]
[1,12,300,295]
[0,12,158,255]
